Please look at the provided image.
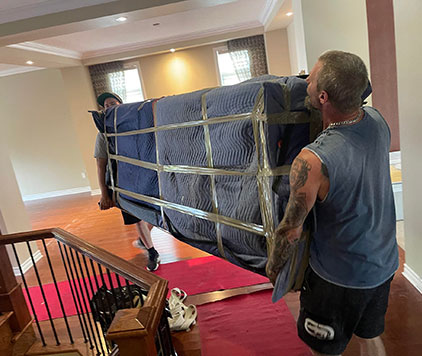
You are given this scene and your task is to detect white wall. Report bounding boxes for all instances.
[394,0,422,284]
[0,69,90,197]
[300,0,370,73]
[287,0,308,75]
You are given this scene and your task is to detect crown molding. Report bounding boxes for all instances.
[82,20,263,59]
[0,66,44,77]
[260,0,279,26]
[8,41,82,59]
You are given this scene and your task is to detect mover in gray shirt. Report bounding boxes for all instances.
[94,92,160,271]
[266,51,398,356]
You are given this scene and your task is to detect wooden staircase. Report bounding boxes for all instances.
[24,314,113,356]
[26,338,105,356]
[0,311,36,356]
[0,312,14,355]
[0,242,36,356]
[0,229,173,356]
[0,308,107,356]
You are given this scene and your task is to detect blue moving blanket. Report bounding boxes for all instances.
[92,100,162,225]
[92,75,320,276]
[155,76,315,275]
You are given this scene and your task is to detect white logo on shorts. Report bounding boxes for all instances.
[304,318,335,340]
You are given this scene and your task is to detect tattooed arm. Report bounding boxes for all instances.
[266,149,329,284]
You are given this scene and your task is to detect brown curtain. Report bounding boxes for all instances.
[227,35,268,78]
[88,61,126,104]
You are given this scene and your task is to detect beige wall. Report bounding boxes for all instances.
[301,0,370,73]
[264,29,291,76]
[137,44,220,98]
[0,69,89,197]
[394,0,422,279]
[0,133,39,267]
[61,66,99,190]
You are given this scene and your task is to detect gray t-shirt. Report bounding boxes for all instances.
[305,106,398,288]
[94,132,107,159]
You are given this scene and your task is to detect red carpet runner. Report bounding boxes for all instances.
[23,256,268,320]
[198,289,312,356]
[23,256,310,355]
[154,255,268,295]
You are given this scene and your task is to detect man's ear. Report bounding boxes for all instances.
[319,91,328,105]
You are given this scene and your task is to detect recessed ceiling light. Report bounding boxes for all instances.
[26,60,34,65]
[170,48,176,53]
[116,16,127,22]
[286,12,293,16]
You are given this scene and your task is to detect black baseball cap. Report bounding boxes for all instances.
[96,92,123,107]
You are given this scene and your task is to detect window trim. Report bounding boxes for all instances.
[124,60,147,100]
[213,45,228,86]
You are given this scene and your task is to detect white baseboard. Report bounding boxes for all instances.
[393,182,403,220]
[389,150,401,163]
[392,182,402,193]
[403,264,422,294]
[13,250,43,276]
[22,186,91,201]
[389,150,401,169]
[91,189,101,196]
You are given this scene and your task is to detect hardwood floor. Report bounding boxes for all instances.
[21,193,422,356]
[23,193,209,286]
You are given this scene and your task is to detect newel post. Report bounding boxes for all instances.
[107,306,159,356]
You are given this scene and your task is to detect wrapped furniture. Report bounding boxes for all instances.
[92,75,321,278]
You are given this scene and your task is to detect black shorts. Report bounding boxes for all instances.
[297,267,393,355]
[121,210,141,225]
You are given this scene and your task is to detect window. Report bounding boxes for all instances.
[108,62,145,103]
[215,46,252,86]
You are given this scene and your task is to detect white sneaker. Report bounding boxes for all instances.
[168,288,188,317]
[168,304,197,332]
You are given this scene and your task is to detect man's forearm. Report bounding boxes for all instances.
[266,156,313,282]
[270,188,307,264]
[266,220,303,282]
[96,158,108,195]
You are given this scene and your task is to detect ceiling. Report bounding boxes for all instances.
[0,0,293,77]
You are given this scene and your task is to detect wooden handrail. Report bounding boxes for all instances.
[0,228,169,356]
[0,228,165,290]
[0,228,55,244]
